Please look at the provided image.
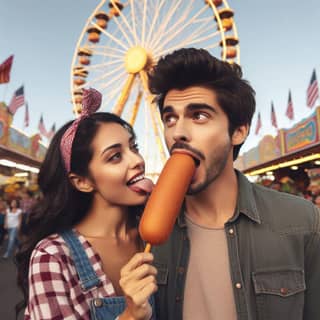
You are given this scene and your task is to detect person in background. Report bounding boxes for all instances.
[3,198,22,258]
[313,194,320,208]
[16,89,157,320]
[148,48,320,320]
[0,199,7,246]
[19,190,35,236]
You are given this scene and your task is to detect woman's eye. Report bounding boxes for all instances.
[131,143,139,152]
[109,152,121,161]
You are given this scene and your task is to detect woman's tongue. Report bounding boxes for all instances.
[128,178,154,194]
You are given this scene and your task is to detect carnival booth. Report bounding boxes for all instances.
[235,106,320,197]
[0,102,46,196]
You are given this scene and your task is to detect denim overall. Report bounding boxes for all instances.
[61,230,155,320]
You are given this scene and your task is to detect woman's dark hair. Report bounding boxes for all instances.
[148,48,256,160]
[15,112,140,315]
[8,198,20,210]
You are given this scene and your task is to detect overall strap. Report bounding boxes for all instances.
[60,230,101,291]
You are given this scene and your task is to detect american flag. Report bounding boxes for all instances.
[307,69,319,108]
[285,90,294,120]
[47,123,56,140]
[8,86,25,115]
[38,115,48,137]
[271,101,278,128]
[0,55,14,84]
[255,112,262,135]
[24,102,29,127]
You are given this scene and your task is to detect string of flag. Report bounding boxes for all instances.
[255,68,319,135]
[0,54,56,140]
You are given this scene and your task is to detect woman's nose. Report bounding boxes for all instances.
[130,152,145,170]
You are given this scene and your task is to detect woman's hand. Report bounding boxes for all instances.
[119,252,157,320]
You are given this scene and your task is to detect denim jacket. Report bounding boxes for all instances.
[152,171,320,320]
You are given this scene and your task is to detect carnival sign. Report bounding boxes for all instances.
[283,114,318,154]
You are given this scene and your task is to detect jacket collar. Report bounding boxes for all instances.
[178,169,261,227]
[232,170,261,224]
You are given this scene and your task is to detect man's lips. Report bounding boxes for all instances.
[171,149,201,167]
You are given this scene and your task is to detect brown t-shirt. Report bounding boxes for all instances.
[183,215,237,320]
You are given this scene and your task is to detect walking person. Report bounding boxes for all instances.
[16,88,157,320]
[3,199,22,258]
[148,48,320,320]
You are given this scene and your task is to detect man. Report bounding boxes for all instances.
[148,48,320,320]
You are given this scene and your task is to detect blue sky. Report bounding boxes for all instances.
[1,0,320,155]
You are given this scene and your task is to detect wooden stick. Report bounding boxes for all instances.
[144,243,151,253]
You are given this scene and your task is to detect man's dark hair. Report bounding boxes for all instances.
[148,48,256,160]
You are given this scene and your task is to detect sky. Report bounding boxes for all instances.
[1,0,320,156]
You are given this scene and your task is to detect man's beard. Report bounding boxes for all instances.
[187,142,231,195]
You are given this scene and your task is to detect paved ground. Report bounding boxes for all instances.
[0,242,24,320]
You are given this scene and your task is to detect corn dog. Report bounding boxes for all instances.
[139,152,196,251]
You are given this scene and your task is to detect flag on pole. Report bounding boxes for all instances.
[0,55,14,84]
[307,69,319,108]
[24,102,29,127]
[271,101,278,128]
[285,90,294,120]
[8,86,25,115]
[255,112,262,135]
[38,114,48,137]
[47,123,56,140]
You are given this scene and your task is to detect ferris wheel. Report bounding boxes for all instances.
[70,0,240,179]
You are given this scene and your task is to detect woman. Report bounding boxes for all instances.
[16,89,157,320]
[3,198,22,258]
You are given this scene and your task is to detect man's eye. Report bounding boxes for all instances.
[163,115,176,126]
[193,112,209,121]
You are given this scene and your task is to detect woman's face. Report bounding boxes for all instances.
[11,200,17,208]
[87,122,151,207]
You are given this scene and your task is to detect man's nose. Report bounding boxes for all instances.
[172,121,190,142]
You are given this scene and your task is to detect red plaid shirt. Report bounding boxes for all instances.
[25,231,116,319]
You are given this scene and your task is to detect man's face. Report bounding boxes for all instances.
[162,86,246,194]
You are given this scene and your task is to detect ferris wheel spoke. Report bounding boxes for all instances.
[109,0,139,46]
[182,29,221,47]
[145,0,166,46]
[128,90,143,125]
[128,0,139,45]
[91,50,125,59]
[204,42,221,50]
[149,1,193,51]
[91,22,130,51]
[156,29,220,58]
[113,73,136,115]
[193,16,215,24]
[141,0,148,46]
[97,77,128,110]
[84,59,123,72]
[148,0,185,50]
[181,21,219,45]
[142,91,167,165]
[87,45,126,57]
[152,4,210,55]
[99,70,127,91]
[107,4,135,48]
[85,65,125,88]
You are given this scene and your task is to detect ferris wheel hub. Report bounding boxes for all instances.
[125,47,148,73]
